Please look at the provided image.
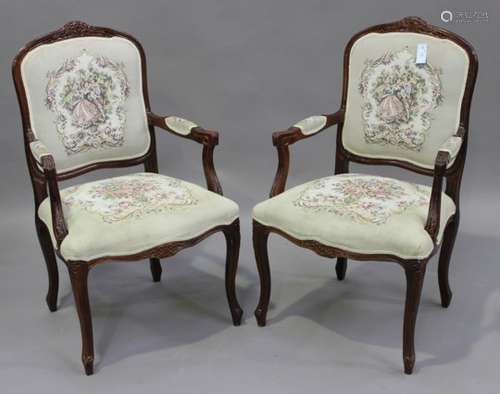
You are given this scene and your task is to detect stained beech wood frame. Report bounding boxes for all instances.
[12,21,242,375]
[253,17,477,374]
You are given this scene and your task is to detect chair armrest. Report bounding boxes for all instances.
[30,140,51,164]
[270,110,344,197]
[29,140,68,247]
[424,128,464,242]
[438,135,463,162]
[147,112,222,195]
[272,110,344,147]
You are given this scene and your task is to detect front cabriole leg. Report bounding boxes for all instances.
[35,218,59,312]
[402,260,427,374]
[67,261,94,375]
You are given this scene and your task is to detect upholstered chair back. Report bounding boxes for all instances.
[19,34,150,174]
[342,30,472,170]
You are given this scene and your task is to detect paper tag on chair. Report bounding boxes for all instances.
[416,43,428,64]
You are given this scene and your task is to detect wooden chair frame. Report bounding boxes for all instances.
[12,21,242,375]
[253,17,478,374]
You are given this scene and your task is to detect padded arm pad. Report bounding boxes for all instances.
[29,140,52,164]
[164,116,198,136]
[293,115,327,136]
[438,135,463,160]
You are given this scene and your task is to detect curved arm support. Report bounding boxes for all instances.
[424,127,464,242]
[29,140,68,247]
[269,109,344,197]
[147,112,222,195]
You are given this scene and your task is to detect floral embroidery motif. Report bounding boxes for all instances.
[293,174,429,225]
[63,173,197,223]
[45,51,130,155]
[358,49,443,151]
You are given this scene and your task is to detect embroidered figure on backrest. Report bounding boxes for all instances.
[358,49,443,151]
[45,50,130,155]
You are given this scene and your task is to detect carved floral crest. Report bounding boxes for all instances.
[358,49,443,151]
[45,50,130,154]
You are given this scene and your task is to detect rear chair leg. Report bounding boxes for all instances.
[67,261,94,375]
[253,221,271,327]
[149,258,162,282]
[438,218,459,308]
[223,219,243,326]
[335,257,347,280]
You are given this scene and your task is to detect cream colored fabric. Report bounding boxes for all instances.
[343,32,469,169]
[29,140,51,164]
[253,174,455,259]
[38,172,239,261]
[21,37,150,174]
[165,116,198,136]
[294,116,327,136]
[439,135,462,159]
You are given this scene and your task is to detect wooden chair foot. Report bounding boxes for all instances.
[335,258,347,280]
[150,258,162,282]
[46,294,58,312]
[255,308,267,327]
[83,355,94,376]
[231,307,243,326]
[441,292,452,308]
[404,355,415,375]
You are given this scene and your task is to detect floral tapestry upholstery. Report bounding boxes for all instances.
[38,173,239,261]
[21,36,150,174]
[253,174,455,259]
[342,32,469,169]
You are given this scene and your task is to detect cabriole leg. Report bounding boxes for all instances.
[253,221,271,327]
[35,219,59,312]
[438,218,459,307]
[67,261,94,375]
[223,219,243,326]
[402,262,427,374]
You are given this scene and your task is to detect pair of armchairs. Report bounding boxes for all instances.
[12,17,477,375]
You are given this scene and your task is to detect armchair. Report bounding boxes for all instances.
[13,21,242,375]
[252,17,477,374]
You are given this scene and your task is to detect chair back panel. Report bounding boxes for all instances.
[19,34,150,174]
[342,30,470,170]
